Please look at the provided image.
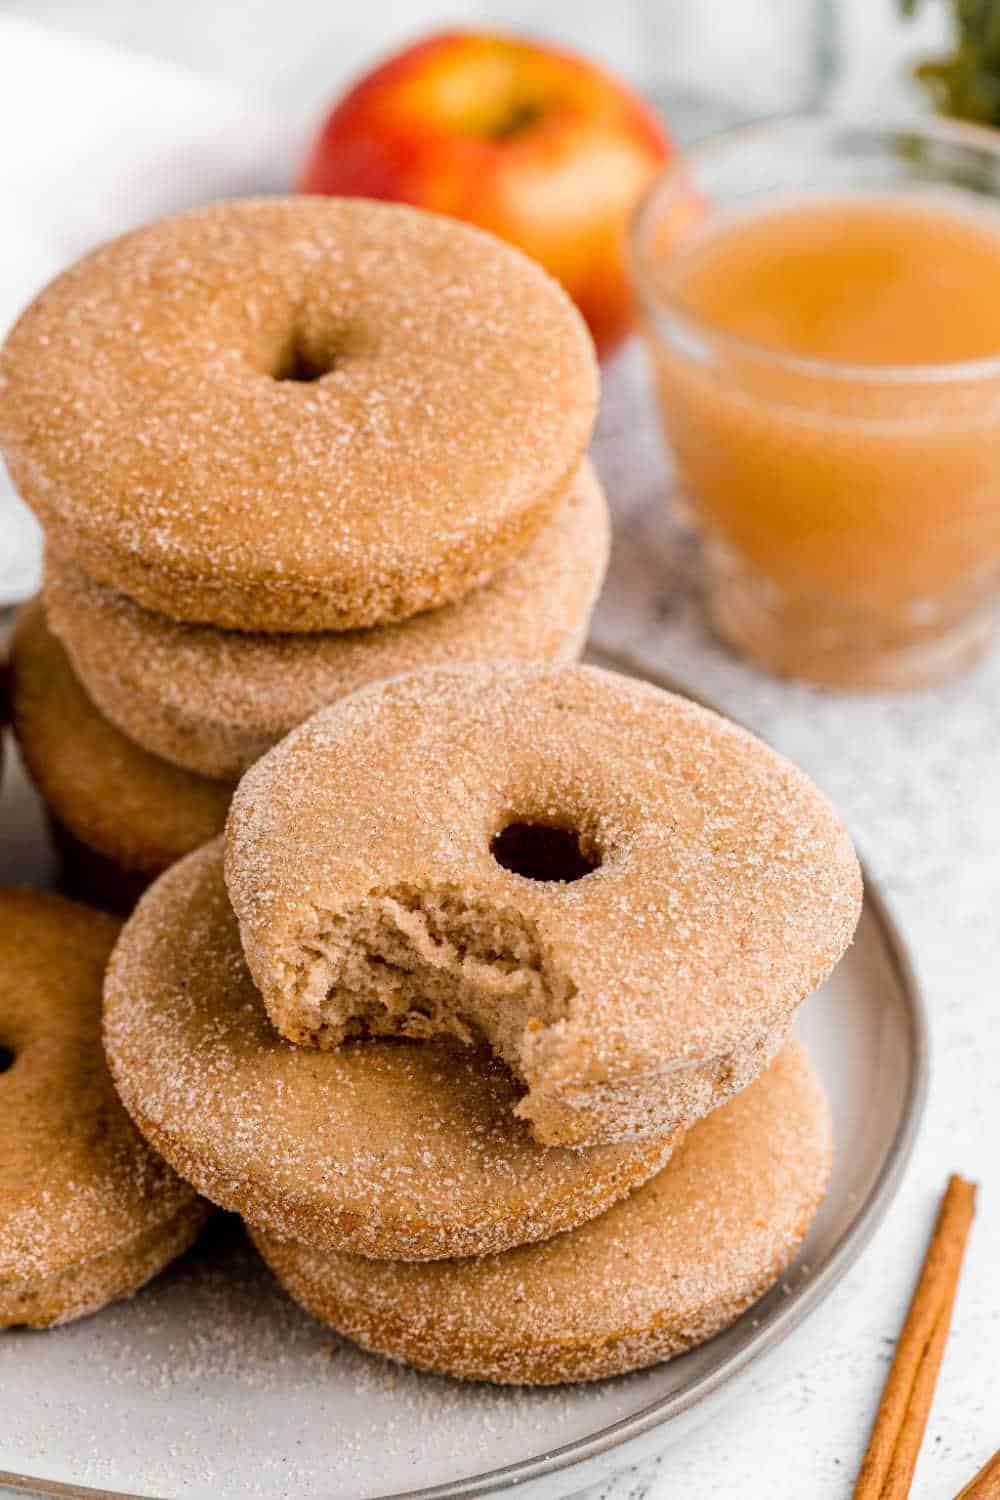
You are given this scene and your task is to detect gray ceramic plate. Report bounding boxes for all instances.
[0,652,927,1500]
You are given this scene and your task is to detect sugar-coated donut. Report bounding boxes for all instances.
[9,601,231,911]
[0,889,207,1327]
[226,663,862,1148]
[43,461,609,779]
[251,1039,832,1385]
[0,197,598,633]
[103,842,679,1261]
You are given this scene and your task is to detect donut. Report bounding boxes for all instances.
[0,889,208,1327]
[251,1038,832,1385]
[43,461,610,779]
[103,842,680,1261]
[0,197,598,633]
[9,601,231,911]
[225,663,862,1148]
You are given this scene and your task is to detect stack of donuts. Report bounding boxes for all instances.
[1,657,861,1370]
[1,196,863,1384]
[0,196,607,910]
[96,658,862,1381]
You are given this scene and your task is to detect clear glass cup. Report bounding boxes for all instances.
[629,115,1000,690]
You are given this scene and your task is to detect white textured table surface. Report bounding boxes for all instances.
[2,5,999,1496]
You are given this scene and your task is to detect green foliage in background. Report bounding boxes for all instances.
[903,0,1000,124]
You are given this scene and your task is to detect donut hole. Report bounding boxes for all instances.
[271,336,335,384]
[0,1045,15,1074]
[490,821,599,884]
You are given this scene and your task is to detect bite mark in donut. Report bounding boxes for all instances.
[284,883,578,1068]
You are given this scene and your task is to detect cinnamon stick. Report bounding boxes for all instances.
[880,1252,964,1499]
[851,1174,977,1500]
[955,1447,1000,1500]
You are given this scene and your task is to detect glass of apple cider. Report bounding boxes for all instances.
[630,116,1000,689]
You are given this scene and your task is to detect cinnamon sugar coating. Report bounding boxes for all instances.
[226,663,862,1147]
[0,889,207,1327]
[9,601,232,906]
[252,1039,832,1385]
[102,843,679,1262]
[43,461,609,779]
[0,197,598,633]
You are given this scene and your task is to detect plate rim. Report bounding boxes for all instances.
[0,651,929,1500]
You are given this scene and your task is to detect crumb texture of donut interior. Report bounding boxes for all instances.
[286,871,584,1073]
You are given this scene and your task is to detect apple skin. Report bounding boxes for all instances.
[297,30,671,358]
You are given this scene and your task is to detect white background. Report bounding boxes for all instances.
[1,4,998,1498]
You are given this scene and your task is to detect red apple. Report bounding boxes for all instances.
[297,30,672,357]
